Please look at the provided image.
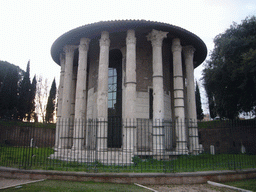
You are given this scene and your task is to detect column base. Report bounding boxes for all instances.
[71,145,86,152]
[175,143,189,155]
[49,148,134,165]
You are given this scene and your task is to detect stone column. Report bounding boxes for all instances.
[57,53,65,119]
[147,29,168,153]
[97,31,110,151]
[123,30,136,155]
[72,38,90,152]
[172,38,188,154]
[55,53,65,149]
[68,67,77,148]
[183,45,199,154]
[70,69,77,120]
[58,45,77,149]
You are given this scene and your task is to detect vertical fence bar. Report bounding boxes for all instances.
[1,118,256,173]
[30,126,33,168]
[46,125,50,169]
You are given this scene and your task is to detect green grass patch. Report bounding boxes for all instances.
[224,179,256,192]
[1,180,151,192]
[170,153,256,172]
[0,146,54,169]
[1,146,256,173]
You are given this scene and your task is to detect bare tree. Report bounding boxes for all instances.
[35,76,48,123]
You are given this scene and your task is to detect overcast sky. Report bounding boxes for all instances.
[1,0,256,113]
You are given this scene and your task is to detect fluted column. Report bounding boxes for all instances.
[183,45,199,154]
[57,53,65,119]
[97,31,110,151]
[123,30,136,154]
[58,45,77,149]
[55,53,65,149]
[172,38,188,154]
[147,29,167,120]
[72,38,90,151]
[62,45,77,118]
[68,67,77,148]
[147,29,168,153]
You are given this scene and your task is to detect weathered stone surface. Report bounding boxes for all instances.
[52,20,206,162]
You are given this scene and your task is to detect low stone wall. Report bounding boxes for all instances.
[1,120,256,155]
[1,167,255,185]
[198,122,256,154]
[0,126,55,148]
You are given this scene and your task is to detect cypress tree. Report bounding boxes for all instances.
[45,78,57,123]
[195,81,204,121]
[18,61,31,121]
[28,75,37,121]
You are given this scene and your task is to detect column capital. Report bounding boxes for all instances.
[147,29,168,47]
[63,45,78,54]
[172,45,182,53]
[99,31,110,47]
[172,38,182,53]
[79,38,90,52]
[126,29,136,45]
[183,45,196,59]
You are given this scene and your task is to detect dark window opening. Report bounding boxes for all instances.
[108,49,122,148]
[149,88,153,120]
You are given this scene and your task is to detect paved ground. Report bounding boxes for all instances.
[148,184,237,192]
[0,177,238,191]
[0,178,44,190]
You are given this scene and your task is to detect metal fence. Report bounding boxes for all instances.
[0,119,256,173]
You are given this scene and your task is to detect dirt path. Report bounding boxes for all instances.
[148,184,237,192]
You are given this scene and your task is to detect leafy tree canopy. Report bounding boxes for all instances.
[0,61,24,119]
[0,60,37,121]
[0,67,19,119]
[0,60,24,88]
[202,16,256,119]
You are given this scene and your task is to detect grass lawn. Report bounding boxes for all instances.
[223,178,256,192]
[3,179,256,192]
[0,146,256,173]
[1,180,151,192]
[1,146,256,173]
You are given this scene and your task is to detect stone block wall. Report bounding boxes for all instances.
[0,126,55,148]
[198,124,256,154]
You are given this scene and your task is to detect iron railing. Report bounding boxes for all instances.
[0,119,255,173]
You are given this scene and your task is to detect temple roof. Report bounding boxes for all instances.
[51,20,207,67]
